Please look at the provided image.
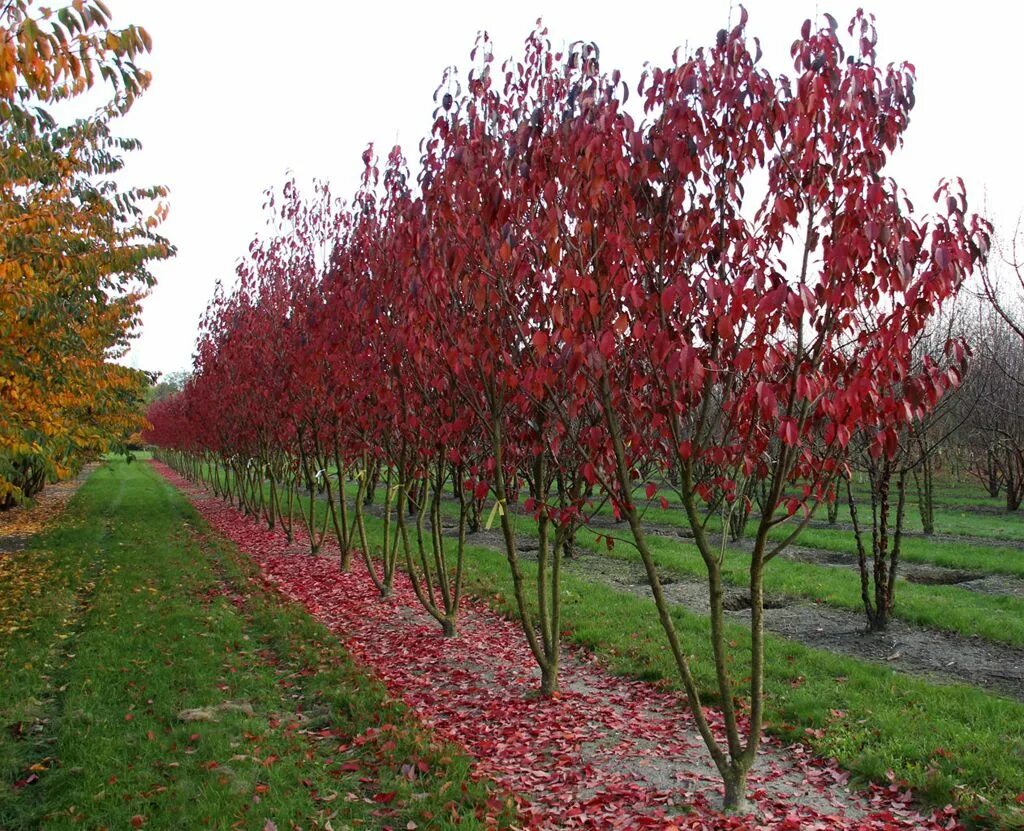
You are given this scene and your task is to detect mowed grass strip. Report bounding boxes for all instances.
[780,523,1024,577]
[0,460,507,830]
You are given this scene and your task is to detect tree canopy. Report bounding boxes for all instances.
[1,0,172,504]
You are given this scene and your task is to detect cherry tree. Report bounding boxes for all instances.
[535,12,987,809]
[147,10,989,812]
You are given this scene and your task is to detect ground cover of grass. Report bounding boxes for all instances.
[0,459,505,830]
[769,523,1024,576]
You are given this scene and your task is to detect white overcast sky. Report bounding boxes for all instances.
[110,0,1023,377]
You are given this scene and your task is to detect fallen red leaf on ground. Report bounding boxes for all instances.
[153,462,966,831]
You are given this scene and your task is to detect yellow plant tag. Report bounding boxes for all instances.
[485,499,505,530]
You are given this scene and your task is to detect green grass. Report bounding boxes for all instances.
[776,524,1024,578]
[898,507,1024,541]
[0,460,507,830]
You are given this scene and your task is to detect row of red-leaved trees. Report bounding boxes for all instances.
[145,12,989,810]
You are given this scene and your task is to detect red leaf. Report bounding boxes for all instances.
[779,418,799,446]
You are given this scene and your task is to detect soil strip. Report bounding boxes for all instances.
[0,464,98,555]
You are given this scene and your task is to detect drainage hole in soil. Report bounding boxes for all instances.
[904,570,982,586]
[723,594,789,612]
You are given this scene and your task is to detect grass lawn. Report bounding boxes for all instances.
[768,523,1024,577]
[0,459,506,830]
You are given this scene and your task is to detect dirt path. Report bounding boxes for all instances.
[160,463,961,831]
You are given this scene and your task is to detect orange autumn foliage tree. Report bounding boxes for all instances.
[1,0,172,506]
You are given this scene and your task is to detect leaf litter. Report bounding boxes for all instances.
[153,461,965,831]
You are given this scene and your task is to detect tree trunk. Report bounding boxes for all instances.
[826,493,840,525]
[914,449,934,535]
[1007,449,1024,511]
[491,415,559,695]
[722,766,749,814]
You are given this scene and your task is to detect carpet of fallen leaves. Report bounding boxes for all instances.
[0,467,92,547]
[0,467,94,636]
[152,462,963,831]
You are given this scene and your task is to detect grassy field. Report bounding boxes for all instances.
[0,460,505,830]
